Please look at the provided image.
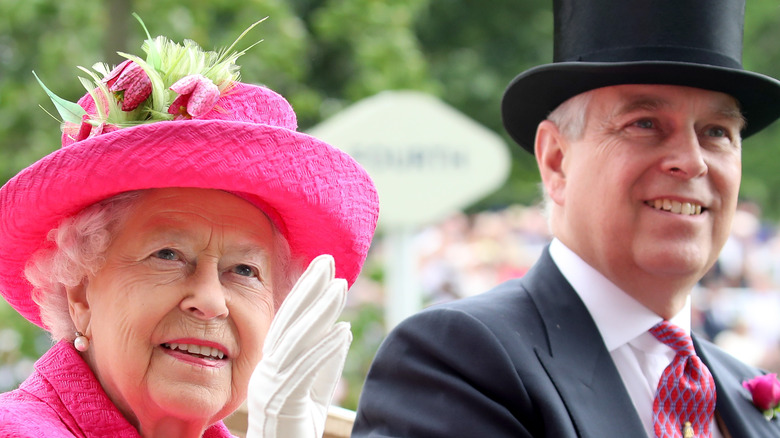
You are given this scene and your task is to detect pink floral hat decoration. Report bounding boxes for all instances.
[0,16,379,329]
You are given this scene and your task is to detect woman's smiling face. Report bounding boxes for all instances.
[68,187,279,432]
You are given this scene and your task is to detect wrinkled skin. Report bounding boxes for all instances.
[67,187,280,437]
[537,84,743,318]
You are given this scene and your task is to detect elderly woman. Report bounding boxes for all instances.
[0,18,378,438]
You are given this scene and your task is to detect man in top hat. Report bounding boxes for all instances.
[352,0,780,437]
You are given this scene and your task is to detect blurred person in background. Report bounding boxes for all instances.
[352,0,780,436]
[0,17,378,437]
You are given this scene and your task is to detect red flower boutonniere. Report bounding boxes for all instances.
[743,373,780,420]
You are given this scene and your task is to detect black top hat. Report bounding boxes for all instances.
[501,0,780,154]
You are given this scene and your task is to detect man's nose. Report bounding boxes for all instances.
[661,129,708,178]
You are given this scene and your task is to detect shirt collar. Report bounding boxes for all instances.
[548,238,691,352]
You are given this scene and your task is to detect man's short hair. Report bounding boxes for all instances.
[546,91,593,141]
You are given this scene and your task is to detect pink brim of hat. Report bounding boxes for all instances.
[0,82,379,329]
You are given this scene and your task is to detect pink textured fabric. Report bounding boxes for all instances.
[650,321,716,438]
[0,341,235,437]
[0,81,379,329]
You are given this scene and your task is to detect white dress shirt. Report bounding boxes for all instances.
[549,239,723,438]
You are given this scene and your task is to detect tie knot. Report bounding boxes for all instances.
[649,321,695,356]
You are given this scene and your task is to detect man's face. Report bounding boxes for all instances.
[546,84,743,312]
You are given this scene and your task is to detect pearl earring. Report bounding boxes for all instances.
[74,331,90,352]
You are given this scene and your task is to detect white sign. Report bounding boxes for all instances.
[308,91,511,329]
[308,90,510,228]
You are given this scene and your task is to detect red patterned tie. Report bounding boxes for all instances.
[650,321,716,438]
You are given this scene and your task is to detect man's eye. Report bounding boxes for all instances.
[633,119,655,129]
[153,248,178,261]
[706,126,727,138]
[233,264,257,278]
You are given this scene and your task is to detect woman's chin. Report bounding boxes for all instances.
[143,348,235,415]
[146,382,233,425]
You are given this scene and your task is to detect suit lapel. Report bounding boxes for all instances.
[522,249,647,436]
[694,336,780,437]
[521,249,780,437]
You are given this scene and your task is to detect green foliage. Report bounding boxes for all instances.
[340,303,385,410]
[0,301,49,391]
[740,1,780,218]
[0,0,104,178]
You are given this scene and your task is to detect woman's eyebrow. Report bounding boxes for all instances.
[231,244,271,260]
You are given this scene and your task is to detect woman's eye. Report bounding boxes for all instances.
[232,264,257,278]
[153,248,179,261]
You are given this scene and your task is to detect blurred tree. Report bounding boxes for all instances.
[741,1,780,219]
[414,0,552,208]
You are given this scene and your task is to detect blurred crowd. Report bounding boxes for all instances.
[409,201,780,374]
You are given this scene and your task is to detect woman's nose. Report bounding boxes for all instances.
[179,264,229,320]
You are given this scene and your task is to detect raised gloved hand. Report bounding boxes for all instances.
[246,254,352,438]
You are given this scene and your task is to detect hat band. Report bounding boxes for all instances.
[563,46,743,70]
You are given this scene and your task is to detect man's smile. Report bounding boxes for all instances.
[646,199,704,216]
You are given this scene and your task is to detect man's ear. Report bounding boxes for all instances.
[66,280,92,337]
[535,120,568,206]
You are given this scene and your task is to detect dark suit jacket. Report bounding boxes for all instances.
[352,248,780,437]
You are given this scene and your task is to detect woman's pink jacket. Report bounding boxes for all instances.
[0,341,235,437]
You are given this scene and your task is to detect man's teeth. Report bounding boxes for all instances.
[162,343,225,359]
[650,199,703,215]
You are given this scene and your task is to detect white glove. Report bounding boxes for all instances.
[246,254,352,438]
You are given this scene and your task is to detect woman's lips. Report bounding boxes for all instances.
[161,342,226,359]
[159,338,230,367]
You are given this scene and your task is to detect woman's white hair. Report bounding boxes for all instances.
[25,190,302,341]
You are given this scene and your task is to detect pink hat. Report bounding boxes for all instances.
[0,19,379,328]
